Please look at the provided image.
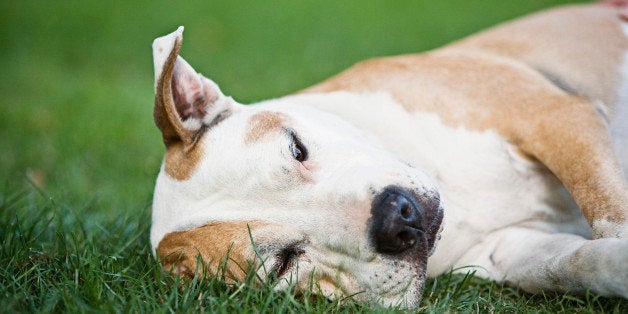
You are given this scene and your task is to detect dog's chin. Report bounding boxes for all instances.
[335,249,430,309]
[377,246,427,309]
[375,277,424,310]
[351,254,428,309]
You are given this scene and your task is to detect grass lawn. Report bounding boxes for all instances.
[1,0,626,312]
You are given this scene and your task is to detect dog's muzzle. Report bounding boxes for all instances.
[370,186,441,255]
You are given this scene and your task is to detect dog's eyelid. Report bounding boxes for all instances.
[283,127,298,139]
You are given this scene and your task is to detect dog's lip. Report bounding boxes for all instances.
[272,232,427,306]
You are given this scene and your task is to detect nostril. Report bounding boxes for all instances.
[400,200,412,220]
[397,230,417,249]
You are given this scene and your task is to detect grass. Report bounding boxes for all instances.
[3,190,626,313]
[0,0,626,312]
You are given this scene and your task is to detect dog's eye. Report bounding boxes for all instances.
[289,132,308,162]
[274,250,297,278]
[291,142,306,162]
[272,244,305,279]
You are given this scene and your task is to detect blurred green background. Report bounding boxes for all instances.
[0,0,584,219]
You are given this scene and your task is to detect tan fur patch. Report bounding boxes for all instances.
[156,221,266,282]
[163,141,203,180]
[456,4,627,107]
[245,111,288,144]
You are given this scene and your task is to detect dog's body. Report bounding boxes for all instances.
[150,3,627,308]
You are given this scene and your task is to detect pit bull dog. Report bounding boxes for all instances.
[149,2,628,308]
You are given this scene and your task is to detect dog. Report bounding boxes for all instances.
[149,2,628,308]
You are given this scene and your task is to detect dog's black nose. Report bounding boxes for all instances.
[370,187,426,255]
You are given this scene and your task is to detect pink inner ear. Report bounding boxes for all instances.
[171,59,219,122]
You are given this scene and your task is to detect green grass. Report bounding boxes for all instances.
[0,0,626,312]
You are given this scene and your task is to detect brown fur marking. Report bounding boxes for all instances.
[164,141,204,181]
[156,221,266,282]
[245,111,288,144]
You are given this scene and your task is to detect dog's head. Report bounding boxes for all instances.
[150,27,443,308]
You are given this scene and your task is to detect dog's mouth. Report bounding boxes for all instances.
[268,245,431,308]
[264,187,443,308]
[258,243,411,305]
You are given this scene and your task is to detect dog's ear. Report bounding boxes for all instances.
[156,221,307,282]
[152,27,235,147]
[157,221,258,281]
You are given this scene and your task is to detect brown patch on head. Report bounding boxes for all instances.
[245,111,289,144]
[157,221,266,282]
[164,141,204,180]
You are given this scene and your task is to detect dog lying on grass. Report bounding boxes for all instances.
[149,1,627,308]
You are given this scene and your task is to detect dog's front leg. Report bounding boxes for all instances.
[457,227,628,298]
[516,96,627,238]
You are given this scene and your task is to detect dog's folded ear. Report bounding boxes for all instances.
[152,27,236,148]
